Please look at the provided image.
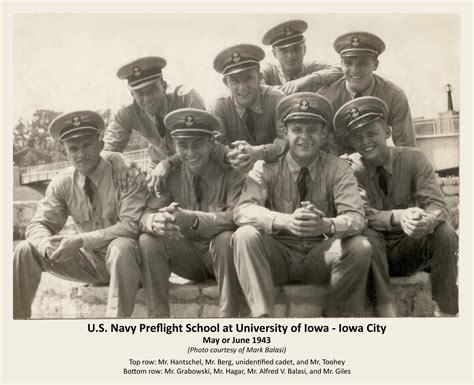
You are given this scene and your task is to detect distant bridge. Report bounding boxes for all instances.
[19,115,459,185]
[19,149,149,185]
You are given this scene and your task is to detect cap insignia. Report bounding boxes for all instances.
[351,36,360,47]
[72,116,81,127]
[283,26,293,36]
[350,108,359,119]
[231,52,241,63]
[132,66,142,77]
[299,100,309,111]
[184,115,194,127]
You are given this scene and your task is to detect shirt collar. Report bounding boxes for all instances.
[345,76,375,98]
[233,89,263,118]
[277,63,304,83]
[363,147,394,178]
[76,158,107,187]
[184,159,218,185]
[285,151,320,182]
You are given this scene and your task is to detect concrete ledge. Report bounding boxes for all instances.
[31,272,434,319]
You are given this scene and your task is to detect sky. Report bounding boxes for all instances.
[12,12,460,123]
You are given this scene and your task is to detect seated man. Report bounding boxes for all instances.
[261,19,343,94]
[317,31,416,156]
[139,108,247,318]
[333,96,458,316]
[13,111,146,319]
[232,93,372,317]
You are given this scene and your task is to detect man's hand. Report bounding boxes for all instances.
[47,234,83,262]
[226,141,264,172]
[109,152,143,191]
[289,207,332,238]
[150,210,183,240]
[338,153,354,166]
[395,207,431,239]
[280,76,314,95]
[147,159,172,192]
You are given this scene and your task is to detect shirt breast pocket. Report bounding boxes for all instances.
[102,204,119,222]
[69,206,90,225]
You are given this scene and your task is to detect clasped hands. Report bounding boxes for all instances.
[150,202,196,239]
[392,207,432,239]
[276,201,332,238]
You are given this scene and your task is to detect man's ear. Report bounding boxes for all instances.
[302,43,307,56]
[58,142,67,156]
[98,139,105,152]
[385,125,392,139]
[373,58,379,71]
[258,71,263,83]
[222,75,229,87]
[272,47,277,58]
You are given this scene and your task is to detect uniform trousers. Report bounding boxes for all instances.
[13,237,142,319]
[232,225,372,317]
[139,231,246,318]
[366,222,458,315]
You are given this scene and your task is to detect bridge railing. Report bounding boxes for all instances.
[414,116,459,137]
[20,149,149,185]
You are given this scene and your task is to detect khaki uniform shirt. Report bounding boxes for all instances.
[349,147,448,234]
[141,160,246,240]
[210,85,287,162]
[317,75,416,155]
[234,151,366,238]
[103,84,205,168]
[262,60,343,89]
[25,159,147,256]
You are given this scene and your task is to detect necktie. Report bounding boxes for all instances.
[84,176,94,204]
[155,114,167,138]
[244,109,256,143]
[297,167,309,201]
[376,166,388,195]
[193,175,203,210]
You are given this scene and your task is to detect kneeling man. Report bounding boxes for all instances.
[334,96,458,316]
[139,108,246,318]
[14,111,146,319]
[233,93,372,317]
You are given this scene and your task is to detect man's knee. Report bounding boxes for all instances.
[342,235,372,271]
[210,231,233,262]
[107,237,140,266]
[232,225,261,246]
[14,240,38,264]
[434,222,458,244]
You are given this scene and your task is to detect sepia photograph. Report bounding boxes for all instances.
[11,11,460,320]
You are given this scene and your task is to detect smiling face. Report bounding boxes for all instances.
[341,55,378,93]
[173,136,214,175]
[287,120,327,166]
[272,42,306,77]
[224,68,262,108]
[62,134,103,176]
[348,119,391,166]
[131,79,167,115]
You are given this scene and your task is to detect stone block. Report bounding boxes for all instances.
[171,303,201,318]
[202,304,220,318]
[442,185,460,196]
[444,195,459,206]
[439,177,459,186]
[274,303,288,318]
[201,284,219,299]
[282,284,328,302]
[288,302,324,318]
[169,284,200,301]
